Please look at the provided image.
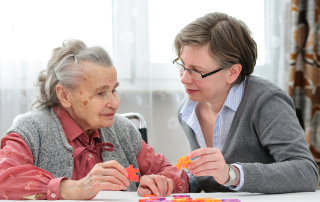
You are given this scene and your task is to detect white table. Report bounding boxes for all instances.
[91,190,320,202]
[3,190,319,202]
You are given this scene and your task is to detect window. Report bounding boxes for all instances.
[149,0,265,65]
[0,0,113,61]
[0,0,267,91]
[147,0,265,90]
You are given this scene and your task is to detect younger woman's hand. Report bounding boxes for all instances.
[187,148,229,185]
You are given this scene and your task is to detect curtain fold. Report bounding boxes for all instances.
[264,0,291,89]
[289,0,320,186]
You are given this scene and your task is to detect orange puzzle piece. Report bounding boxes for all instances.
[175,155,191,169]
[126,165,139,182]
[172,198,193,202]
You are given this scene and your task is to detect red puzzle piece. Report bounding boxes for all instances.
[126,165,139,182]
[142,195,156,197]
[175,156,191,169]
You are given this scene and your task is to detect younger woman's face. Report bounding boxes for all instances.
[179,44,231,104]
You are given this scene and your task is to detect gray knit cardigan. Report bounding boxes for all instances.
[5,107,142,191]
[178,75,319,193]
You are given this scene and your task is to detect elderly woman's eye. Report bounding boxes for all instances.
[97,92,106,96]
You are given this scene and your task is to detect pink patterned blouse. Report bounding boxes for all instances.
[0,106,189,200]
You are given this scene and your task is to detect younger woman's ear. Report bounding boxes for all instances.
[56,84,71,108]
[227,64,242,84]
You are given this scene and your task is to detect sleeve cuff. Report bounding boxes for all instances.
[47,177,68,200]
[187,172,200,193]
[228,164,244,191]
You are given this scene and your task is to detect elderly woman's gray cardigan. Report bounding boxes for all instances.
[178,75,319,193]
[5,107,142,192]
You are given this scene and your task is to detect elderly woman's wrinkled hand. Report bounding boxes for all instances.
[137,174,173,197]
[187,148,230,185]
[59,160,129,200]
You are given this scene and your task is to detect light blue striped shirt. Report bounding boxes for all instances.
[180,78,246,192]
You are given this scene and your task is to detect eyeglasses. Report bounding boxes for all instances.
[172,58,223,80]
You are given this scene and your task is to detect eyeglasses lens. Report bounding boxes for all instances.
[174,62,203,80]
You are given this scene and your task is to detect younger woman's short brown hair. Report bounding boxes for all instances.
[173,12,257,84]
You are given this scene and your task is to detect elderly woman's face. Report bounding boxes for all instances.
[68,61,119,130]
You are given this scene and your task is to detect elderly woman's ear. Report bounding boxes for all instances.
[56,84,72,108]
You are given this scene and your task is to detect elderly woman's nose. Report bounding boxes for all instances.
[105,94,119,108]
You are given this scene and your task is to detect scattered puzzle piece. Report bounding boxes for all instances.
[173,195,191,198]
[193,200,205,202]
[170,199,190,202]
[126,165,139,182]
[139,199,157,202]
[171,197,191,201]
[150,197,167,200]
[146,200,170,202]
[140,197,169,202]
[175,156,191,169]
[139,195,240,202]
[196,198,221,202]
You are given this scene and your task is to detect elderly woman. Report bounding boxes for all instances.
[0,39,188,200]
[174,12,319,193]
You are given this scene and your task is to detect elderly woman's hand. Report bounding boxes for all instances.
[59,160,129,200]
[187,148,235,185]
[137,174,173,197]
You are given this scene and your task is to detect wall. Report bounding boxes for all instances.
[116,91,191,165]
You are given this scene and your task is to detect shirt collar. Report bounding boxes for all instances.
[180,98,198,124]
[223,77,246,112]
[54,105,100,142]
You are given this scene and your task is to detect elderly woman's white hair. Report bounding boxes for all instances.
[31,39,113,109]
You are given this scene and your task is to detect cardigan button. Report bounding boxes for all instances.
[88,154,93,158]
[51,193,56,198]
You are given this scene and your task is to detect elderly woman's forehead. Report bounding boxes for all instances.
[81,62,116,75]
[78,61,117,91]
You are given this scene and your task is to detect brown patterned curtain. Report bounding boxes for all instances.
[289,0,320,187]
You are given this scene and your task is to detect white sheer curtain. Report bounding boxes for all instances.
[0,0,113,139]
[264,0,292,90]
[0,0,291,165]
[0,61,44,139]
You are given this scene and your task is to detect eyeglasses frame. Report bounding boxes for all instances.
[172,58,224,80]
